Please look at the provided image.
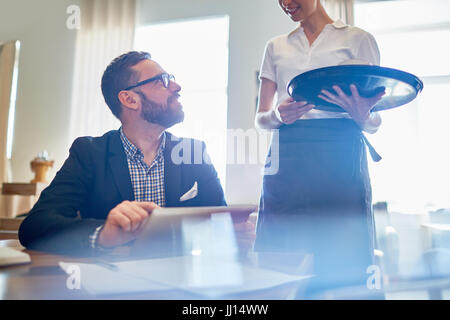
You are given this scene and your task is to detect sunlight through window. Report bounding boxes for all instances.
[134,16,229,186]
[355,0,450,212]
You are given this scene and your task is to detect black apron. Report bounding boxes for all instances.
[255,118,377,294]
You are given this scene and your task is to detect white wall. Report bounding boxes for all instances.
[138,0,296,204]
[0,0,80,183]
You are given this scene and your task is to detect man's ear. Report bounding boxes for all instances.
[118,90,139,111]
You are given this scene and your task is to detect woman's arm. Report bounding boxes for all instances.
[255,78,315,130]
[360,111,382,134]
[255,78,282,129]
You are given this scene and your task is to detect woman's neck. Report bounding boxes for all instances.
[300,4,333,45]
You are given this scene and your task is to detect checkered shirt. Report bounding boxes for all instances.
[119,128,166,206]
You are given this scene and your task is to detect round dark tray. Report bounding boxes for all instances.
[287,65,424,112]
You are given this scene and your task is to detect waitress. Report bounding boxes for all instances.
[254,0,385,295]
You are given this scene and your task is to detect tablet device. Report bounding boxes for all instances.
[131,205,257,258]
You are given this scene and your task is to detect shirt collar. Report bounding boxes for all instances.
[288,19,348,37]
[119,127,166,160]
[330,19,348,29]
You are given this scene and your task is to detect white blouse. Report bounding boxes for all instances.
[260,20,381,130]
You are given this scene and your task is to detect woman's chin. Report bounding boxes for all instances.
[287,13,303,22]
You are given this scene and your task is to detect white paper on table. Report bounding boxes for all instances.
[59,261,171,296]
[60,256,312,298]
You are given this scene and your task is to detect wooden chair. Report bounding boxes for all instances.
[0,217,24,240]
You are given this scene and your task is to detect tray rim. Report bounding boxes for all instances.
[287,65,424,112]
[287,64,424,95]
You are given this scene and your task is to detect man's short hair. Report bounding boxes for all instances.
[101,51,151,119]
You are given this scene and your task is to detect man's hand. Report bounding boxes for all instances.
[318,84,385,128]
[275,97,315,125]
[97,201,159,248]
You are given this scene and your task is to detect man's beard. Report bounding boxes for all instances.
[138,91,184,128]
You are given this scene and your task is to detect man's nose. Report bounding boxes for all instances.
[169,79,181,92]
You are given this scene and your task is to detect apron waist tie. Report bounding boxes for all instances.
[361,133,382,162]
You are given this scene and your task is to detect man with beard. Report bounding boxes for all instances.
[19,51,247,255]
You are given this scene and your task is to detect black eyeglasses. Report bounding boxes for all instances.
[124,73,175,91]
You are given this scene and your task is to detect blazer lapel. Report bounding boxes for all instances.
[108,131,134,201]
[164,132,182,207]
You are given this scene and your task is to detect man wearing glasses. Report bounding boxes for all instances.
[19,51,249,255]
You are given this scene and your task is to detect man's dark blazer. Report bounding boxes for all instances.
[18,130,226,255]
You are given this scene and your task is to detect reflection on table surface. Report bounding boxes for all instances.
[0,242,314,300]
[2,239,450,300]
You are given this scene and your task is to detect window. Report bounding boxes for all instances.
[6,40,20,159]
[355,0,450,212]
[134,16,230,186]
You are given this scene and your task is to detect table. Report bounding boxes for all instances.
[0,246,92,299]
[0,242,311,300]
[3,242,450,300]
